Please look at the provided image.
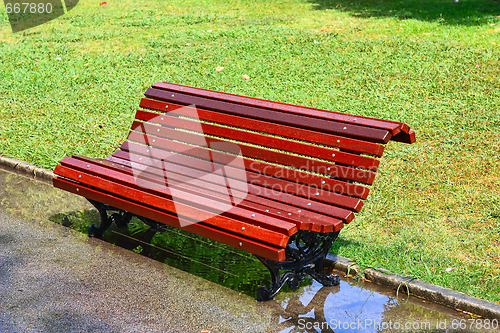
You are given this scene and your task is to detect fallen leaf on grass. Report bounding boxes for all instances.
[215,66,224,72]
[1,137,6,140]
[99,1,107,6]
[242,74,250,80]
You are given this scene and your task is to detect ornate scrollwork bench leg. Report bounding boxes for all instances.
[256,230,341,301]
[87,199,166,238]
[86,199,134,238]
[87,199,168,258]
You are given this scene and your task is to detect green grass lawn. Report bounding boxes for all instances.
[1,0,499,304]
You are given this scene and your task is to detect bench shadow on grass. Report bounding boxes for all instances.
[51,209,350,298]
[308,0,500,26]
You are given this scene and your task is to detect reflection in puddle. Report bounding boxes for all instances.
[265,285,341,333]
[50,212,276,297]
[265,280,457,332]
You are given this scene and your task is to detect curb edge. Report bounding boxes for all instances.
[326,253,500,320]
[0,155,54,186]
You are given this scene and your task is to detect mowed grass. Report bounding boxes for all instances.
[0,0,499,303]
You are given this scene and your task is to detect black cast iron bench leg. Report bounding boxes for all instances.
[87,199,134,238]
[256,231,341,301]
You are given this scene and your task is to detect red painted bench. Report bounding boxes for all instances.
[53,82,415,301]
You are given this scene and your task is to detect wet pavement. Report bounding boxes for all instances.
[1,169,498,333]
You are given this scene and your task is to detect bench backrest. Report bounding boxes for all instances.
[119,83,414,231]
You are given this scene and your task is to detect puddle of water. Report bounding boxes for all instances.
[108,226,498,333]
[1,170,499,333]
[109,221,273,297]
[99,224,500,332]
[264,280,468,333]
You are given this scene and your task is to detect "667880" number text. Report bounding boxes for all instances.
[5,2,53,14]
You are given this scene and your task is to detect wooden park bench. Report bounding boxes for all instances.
[53,82,415,301]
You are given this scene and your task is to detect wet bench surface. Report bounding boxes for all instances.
[53,82,415,300]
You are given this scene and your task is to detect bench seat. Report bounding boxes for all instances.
[53,82,415,300]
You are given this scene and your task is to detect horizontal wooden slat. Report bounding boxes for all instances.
[119,141,363,212]
[73,154,316,232]
[120,141,356,223]
[134,109,379,171]
[127,122,376,185]
[140,98,385,157]
[123,117,370,197]
[145,88,392,144]
[244,158,370,199]
[152,82,405,136]
[125,118,364,210]
[53,177,286,261]
[102,153,346,232]
[55,158,295,247]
